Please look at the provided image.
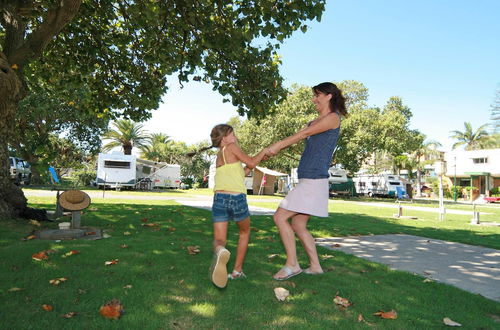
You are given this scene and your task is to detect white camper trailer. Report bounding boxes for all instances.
[97,153,137,188]
[328,168,348,184]
[290,167,348,186]
[136,158,181,189]
[97,153,181,189]
[353,174,406,197]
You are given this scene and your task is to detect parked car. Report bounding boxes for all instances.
[9,157,32,185]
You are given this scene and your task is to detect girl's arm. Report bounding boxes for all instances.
[226,144,269,169]
[269,112,339,154]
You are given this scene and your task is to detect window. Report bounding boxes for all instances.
[358,182,366,188]
[142,166,152,174]
[389,181,401,185]
[472,158,487,164]
[371,182,378,187]
[459,179,471,187]
[104,160,131,169]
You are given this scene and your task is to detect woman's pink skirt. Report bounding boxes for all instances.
[279,178,329,217]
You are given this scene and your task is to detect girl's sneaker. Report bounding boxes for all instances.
[211,248,230,288]
[228,270,246,280]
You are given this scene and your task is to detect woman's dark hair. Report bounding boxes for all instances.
[313,82,347,117]
[186,124,233,157]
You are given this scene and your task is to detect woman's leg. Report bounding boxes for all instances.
[273,207,302,278]
[233,217,250,272]
[291,214,323,273]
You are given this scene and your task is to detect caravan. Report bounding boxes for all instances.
[353,174,407,197]
[136,158,181,189]
[96,153,181,189]
[96,153,137,189]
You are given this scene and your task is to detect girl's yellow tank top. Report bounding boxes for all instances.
[213,146,247,194]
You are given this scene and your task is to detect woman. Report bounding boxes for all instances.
[268,82,347,280]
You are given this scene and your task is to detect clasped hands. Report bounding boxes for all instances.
[262,143,280,161]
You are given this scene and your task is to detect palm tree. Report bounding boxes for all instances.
[450,122,490,150]
[102,119,149,155]
[140,133,171,161]
[411,139,442,197]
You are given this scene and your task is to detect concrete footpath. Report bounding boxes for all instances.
[316,234,500,302]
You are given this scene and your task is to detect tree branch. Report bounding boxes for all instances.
[9,0,82,68]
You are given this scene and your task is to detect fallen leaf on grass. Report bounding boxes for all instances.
[187,246,200,255]
[123,231,131,235]
[105,259,119,266]
[423,278,434,283]
[8,287,24,292]
[443,317,462,327]
[167,227,176,232]
[42,304,53,311]
[61,312,77,318]
[99,299,124,320]
[358,314,364,322]
[321,254,335,260]
[373,309,397,319]
[26,235,36,240]
[32,251,49,261]
[103,233,111,238]
[78,289,87,294]
[268,254,279,260]
[274,287,289,301]
[11,63,18,69]
[62,250,79,258]
[142,223,159,227]
[123,285,132,289]
[29,220,41,227]
[120,244,129,249]
[49,278,68,286]
[333,295,352,308]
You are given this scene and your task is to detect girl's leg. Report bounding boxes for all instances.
[233,217,250,273]
[213,221,228,252]
[273,207,302,279]
[212,221,230,288]
[291,214,323,273]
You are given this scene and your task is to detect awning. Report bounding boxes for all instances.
[464,172,490,176]
[255,166,288,177]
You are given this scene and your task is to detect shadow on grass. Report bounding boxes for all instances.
[0,202,499,329]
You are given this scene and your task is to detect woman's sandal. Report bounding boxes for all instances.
[273,266,302,280]
[228,270,246,280]
[304,267,324,275]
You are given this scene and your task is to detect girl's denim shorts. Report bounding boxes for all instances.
[212,193,250,223]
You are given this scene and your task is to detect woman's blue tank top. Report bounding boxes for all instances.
[297,125,340,179]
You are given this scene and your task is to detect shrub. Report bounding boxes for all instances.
[72,168,96,187]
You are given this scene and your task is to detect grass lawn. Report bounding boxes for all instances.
[0,194,499,329]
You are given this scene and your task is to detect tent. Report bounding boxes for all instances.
[251,166,288,195]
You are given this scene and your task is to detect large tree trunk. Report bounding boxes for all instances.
[0,54,28,220]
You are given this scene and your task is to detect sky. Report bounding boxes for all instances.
[141,0,500,152]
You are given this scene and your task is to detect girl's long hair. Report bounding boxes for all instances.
[313,82,348,117]
[186,124,233,157]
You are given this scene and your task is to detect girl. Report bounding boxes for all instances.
[207,124,269,288]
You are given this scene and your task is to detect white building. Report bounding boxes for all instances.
[444,148,500,194]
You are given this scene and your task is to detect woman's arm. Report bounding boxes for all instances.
[227,144,269,169]
[269,112,339,155]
